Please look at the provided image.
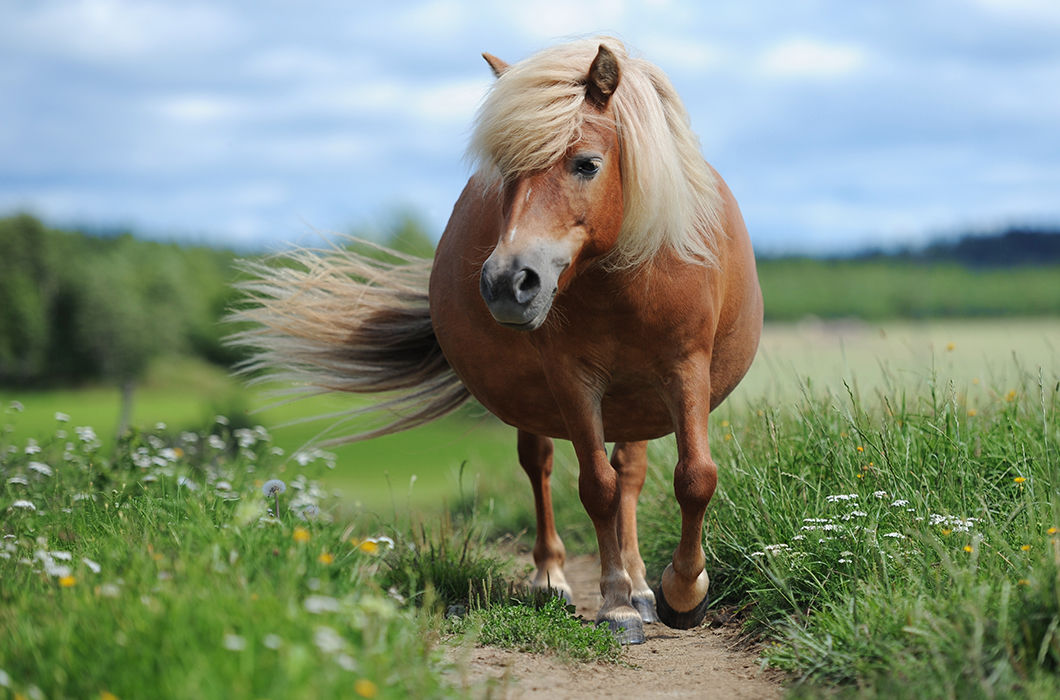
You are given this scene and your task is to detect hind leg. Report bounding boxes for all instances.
[611,441,658,623]
[518,430,572,603]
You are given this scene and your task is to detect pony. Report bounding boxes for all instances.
[231,37,762,644]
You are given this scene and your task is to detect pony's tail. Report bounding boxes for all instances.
[226,240,471,445]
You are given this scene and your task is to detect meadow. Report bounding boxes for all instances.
[3,318,1060,697]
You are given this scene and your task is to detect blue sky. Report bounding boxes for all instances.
[3,0,1059,254]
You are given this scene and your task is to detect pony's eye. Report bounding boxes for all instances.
[573,157,601,178]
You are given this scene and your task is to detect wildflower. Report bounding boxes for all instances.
[873,491,888,499]
[1018,579,1030,586]
[963,545,973,553]
[890,499,910,507]
[262,479,287,497]
[297,504,320,521]
[50,551,72,561]
[1014,477,1026,484]
[59,575,77,587]
[1021,545,1031,552]
[940,528,952,536]
[826,494,858,503]
[7,476,29,486]
[215,415,229,426]
[856,445,864,453]
[354,679,379,698]
[8,400,24,412]
[101,692,119,700]
[318,552,335,565]
[263,634,283,650]
[25,439,41,455]
[967,409,978,417]
[76,426,97,443]
[98,583,121,598]
[1048,527,1058,535]
[207,435,226,450]
[1005,390,1017,402]
[304,595,341,614]
[293,527,311,543]
[223,634,247,651]
[10,500,36,511]
[763,543,790,554]
[83,557,101,573]
[176,476,199,492]
[842,510,868,520]
[882,532,905,539]
[356,540,379,554]
[946,342,955,351]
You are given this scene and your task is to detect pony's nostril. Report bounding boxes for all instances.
[513,268,541,304]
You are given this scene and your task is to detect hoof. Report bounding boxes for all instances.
[654,583,709,630]
[632,593,658,624]
[598,616,646,645]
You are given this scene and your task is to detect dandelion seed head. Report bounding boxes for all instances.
[262,479,287,497]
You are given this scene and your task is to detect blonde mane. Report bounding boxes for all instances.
[468,37,723,269]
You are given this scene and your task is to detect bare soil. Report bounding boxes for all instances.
[446,554,786,699]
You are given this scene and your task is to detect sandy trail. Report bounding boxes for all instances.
[448,554,785,699]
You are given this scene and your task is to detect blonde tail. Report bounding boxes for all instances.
[227,240,470,445]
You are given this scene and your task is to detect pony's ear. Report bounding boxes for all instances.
[482,52,509,78]
[586,44,620,108]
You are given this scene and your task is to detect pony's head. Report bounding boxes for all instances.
[469,38,723,331]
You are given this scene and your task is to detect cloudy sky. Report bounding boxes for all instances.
[3,0,1059,254]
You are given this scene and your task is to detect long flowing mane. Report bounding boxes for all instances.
[469,37,723,269]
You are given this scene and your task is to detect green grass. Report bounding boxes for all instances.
[0,409,623,699]
[470,354,1060,696]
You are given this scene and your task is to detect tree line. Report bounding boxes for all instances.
[2,213,1058,392]
[0,214,239,388]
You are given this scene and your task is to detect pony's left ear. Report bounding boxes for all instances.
[482,52,509,78]
[586,44,620,108]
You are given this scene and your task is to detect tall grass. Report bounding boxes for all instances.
[470,359,1060,696]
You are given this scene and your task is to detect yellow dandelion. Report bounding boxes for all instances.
[173,447,184,458]
[724,433,732,441]
[293,527,311,543]
[967,409,978,417]
[856,445,864,453]
[101,692,120,700]
[941,528,952,536]
[963,545,973,553]
[1048,527,1058,535]
[856,473,865,479]
[1005,390,1017,402]
[721,419,730,428]
[358,540,380,554]
[973,377,980,385]
[1018,579,1030,586]
[354,679,378,698]
[946,342,955,351]
[318,552,334,565]
[1014,477,1026,484]
[59,575,77,587]
[1021,544,1031,551]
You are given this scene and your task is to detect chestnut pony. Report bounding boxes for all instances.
[233,38,762,644]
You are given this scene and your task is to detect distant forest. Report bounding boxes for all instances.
[1,213,1058,388]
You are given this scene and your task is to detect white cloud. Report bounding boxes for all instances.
[9,0,238,62]
[758,38,867,79]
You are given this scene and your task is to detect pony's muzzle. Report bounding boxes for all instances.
[479,255,557,331]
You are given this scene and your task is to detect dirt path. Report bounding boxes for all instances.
[448,554,786,699]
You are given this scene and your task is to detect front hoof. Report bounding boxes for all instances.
[654,582,709,630]
[632,593,659,624]
[598,616,646,645]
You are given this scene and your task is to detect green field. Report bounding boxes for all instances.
[4,318,1057,516]
[4,316,1060,697]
